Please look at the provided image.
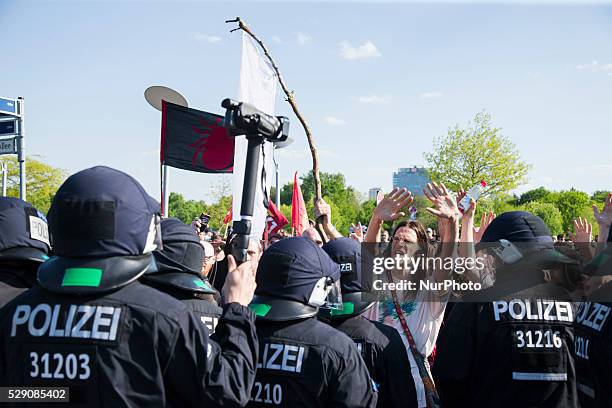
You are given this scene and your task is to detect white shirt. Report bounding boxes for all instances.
[362,285,447,408]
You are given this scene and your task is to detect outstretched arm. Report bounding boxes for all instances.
[423,182,460,283]
[314,199,343,240]
[364,188,413,243]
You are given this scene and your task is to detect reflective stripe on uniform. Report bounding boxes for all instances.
[512,372,567,381]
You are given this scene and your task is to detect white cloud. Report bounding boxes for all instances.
[296,32,312,46]
[357,95,391,104]
[576,60,612,72]
[418,91,443,99]
[324,116,347,126]
[194,33,222,43]
[271,35,283,44]
[339,41,381,60]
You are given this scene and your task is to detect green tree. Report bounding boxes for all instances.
[476,194,519,218]
[592,190,610,203]
[358,200,377,226]
[277,171,362,235]
[519,187,551,205]
[544,189,592,232]
[279,183,293,206]
[168,192,234,231]
[203,195,233,230]
[523,202,564,236]
[424,111,531,196]
[412,195,438,230]
[0,155,67,213]
[168,192,203,224]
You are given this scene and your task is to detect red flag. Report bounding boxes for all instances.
[222,206,233,225]
[266,201,288,235]
[291,172,309,236]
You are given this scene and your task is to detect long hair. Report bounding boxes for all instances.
[387,220,430,256]
[385,220,432,283]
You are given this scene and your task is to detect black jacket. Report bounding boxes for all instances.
[330,314,418,408]
[0,281,258,407]
[574,282,612,408]
[0,266,37,309]
[247,317,378,408]
[433,280,577,408]
[143,280,223,334]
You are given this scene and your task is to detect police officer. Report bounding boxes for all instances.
[142,217,222,334]
[433,211,578,408]
[0,166,258,407]
[319,237,418,408]
[574,233,612,408]
[0,197,50,308]
[248,237,378,408]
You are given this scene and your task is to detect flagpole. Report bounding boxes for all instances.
[275,155,280,209]
[162,164,169,218]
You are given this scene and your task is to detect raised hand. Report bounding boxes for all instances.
[222,254,257,306]
[423,182,460,221]
[572,217,592,243]
[314,199,332,225]
[456,188,466,205]
[373,187,413,222]
[191,218,202,233]
[350,222,364,242]
[474,211,495,243]
[593,193,612,228]
[456,187,476,217]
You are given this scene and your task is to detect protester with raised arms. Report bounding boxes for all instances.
[363,183,460,408]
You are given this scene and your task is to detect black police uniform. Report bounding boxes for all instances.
[433,212,579,408]
[0,198,50,309]
[248,237,378,408]
[320,238,418,408]
[0,166,258,407]
[143,217,222,333]
[574,245,612,408]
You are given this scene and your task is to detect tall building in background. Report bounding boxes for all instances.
[393,166,430,195]
[368,187,382,201]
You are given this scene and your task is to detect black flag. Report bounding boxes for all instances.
[160,101,234,173]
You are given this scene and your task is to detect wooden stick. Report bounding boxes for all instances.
[226,17,325,231]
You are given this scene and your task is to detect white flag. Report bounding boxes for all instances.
[232,32,278,239]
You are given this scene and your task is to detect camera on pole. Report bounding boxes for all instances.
[221,98,289,263]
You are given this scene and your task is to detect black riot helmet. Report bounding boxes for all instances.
[144,217,216,295]
[250,237,342,321]
[0,197,50,264]
[38,166,162,295]
[477,211,577,270]
[319,237,375,320]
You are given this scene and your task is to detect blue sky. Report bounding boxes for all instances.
[1,1,610,202]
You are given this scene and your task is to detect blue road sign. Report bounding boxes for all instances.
[0,120,17,136]
[0,97,18,116]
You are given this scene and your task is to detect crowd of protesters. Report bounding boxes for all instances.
[0,164,611,408]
